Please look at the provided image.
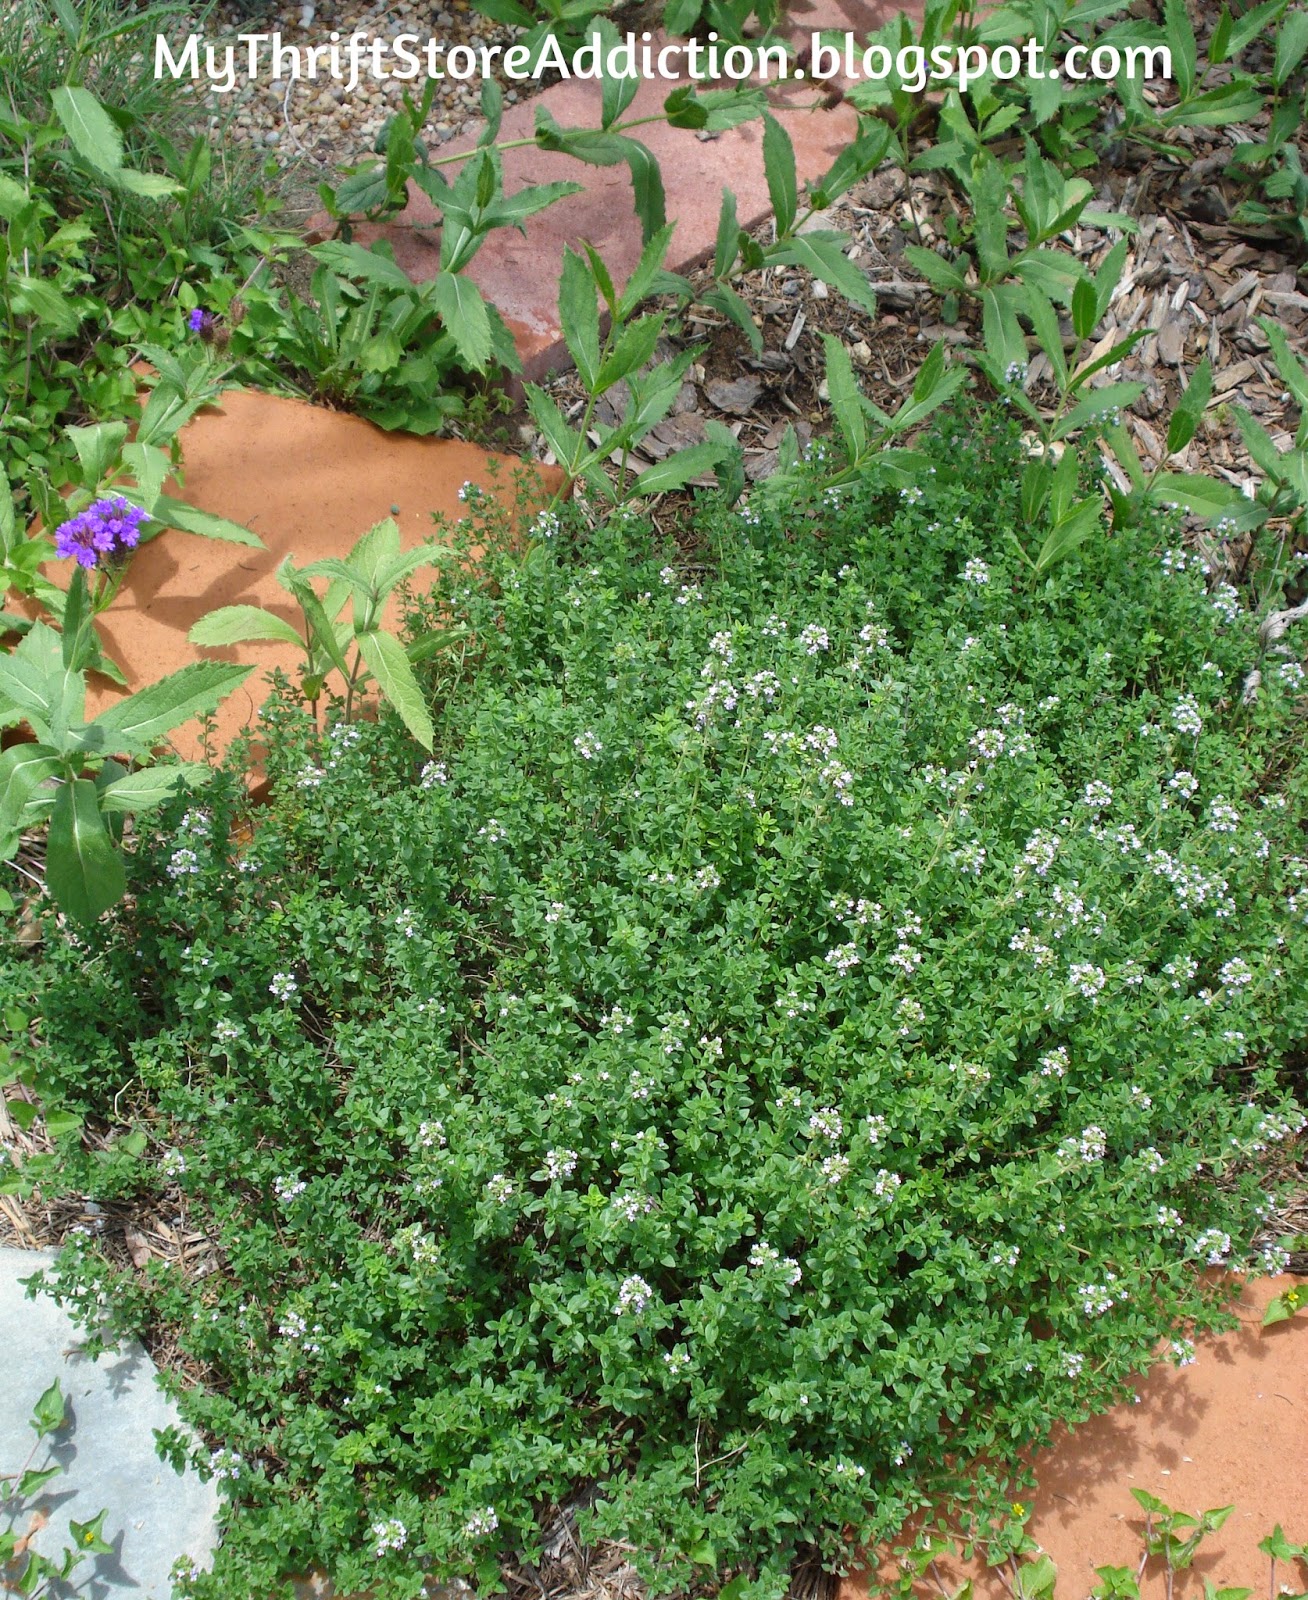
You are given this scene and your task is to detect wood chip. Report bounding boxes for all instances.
[1219,271,1260,310]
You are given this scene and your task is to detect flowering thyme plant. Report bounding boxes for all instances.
[13,406,1306,1600]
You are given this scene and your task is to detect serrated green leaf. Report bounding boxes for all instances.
[432,273,493,373]
[762,113,797,236]
[559,248,601,390]
[51,85,124,175]
[87,662,253,754]
[140,494,262,548]
[356,628,433,750]
[98,764,209,814]
[821,333,867,463]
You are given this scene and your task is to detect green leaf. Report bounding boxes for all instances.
[904,243,968,293]
[699,283,762,356]
[526,387,583,474]
[1164,0,1196,98]
[50,85,124,175]
[65,422,127,488]
[1034,495,1101,574]
[1150,471,1245,521]
[617,223,678,321]
[1274,8,1308,85]
[68,1511,114,1556]
[597,19,639,129]
[595,314,665,395]
[355,628,434,750]
[143,494,263,548]
[762,113,797,236]
[559,248,601,391]
[1072,275,1099,341]
[16,1465,62,1497]
[1024,287,1069,392]
[1262,1287,1306,1326]
[11,275,83,337]
[770,233,878,317]
[98,764,210,814]
[630,442,726,496]
[1166,357,1213,456]
[120,442,169,513]
[821,333,867,463]
[46,779,126,924]
[1053,382,1147,439]
[31,1379,67,1438]
[1234,407,1285,479]
[110,168,179,200]
[87,663,254,754]
[432,273,493,373]
[0,744,63,855]
[0,461,13,554]
[713,187,740,280]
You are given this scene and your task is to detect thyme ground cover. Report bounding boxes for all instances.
[9,410,1306,1600]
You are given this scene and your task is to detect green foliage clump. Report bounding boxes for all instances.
[8,410,1306,1600]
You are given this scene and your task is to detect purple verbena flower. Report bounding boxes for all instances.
[53,496,149,570]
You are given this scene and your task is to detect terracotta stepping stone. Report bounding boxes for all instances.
[843,1274,1308,1600]
[30,389,561,766]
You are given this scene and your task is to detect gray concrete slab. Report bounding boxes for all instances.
[0,1245,220,1598]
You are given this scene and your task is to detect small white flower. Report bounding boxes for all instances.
[1171,696,1204,738]
[162,1150,187,1178]
[269,972,298,1001]
[961,558,990,585]
[614,1274,654,1316]
[545,1148,577,1181]
[462,1508,498,1540]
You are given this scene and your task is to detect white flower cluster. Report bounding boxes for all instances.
[1038,1047,1069,1079]
[830,896,882,926]
[574,730,603,760]
[748,1241,803,1285]
[1018,830,1061,878]
[825,942,860,975]
[269,972,298,1001]
[872,1169,902,1201]
[1171,695,1204,737]
[611,1190,655,1222]
[545,1148,578,1181]
[820,1154,851,1185]
[1190,1228,1231,1265]
[463,1508,499,1540]
[808,1107,843,1141]
[896,997,925,1034]
[274,1175,307,1202]
[799,623,830,655]
[209,1447,243,1482]
[1059,1125,1107,1163]
[1077,1273,1122,1316]
[278,1309,324,1353]
[614,1274,654,1315]
[1068,962,1107,1000]
[961,558,990,585]
[162,1149,188,1177]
